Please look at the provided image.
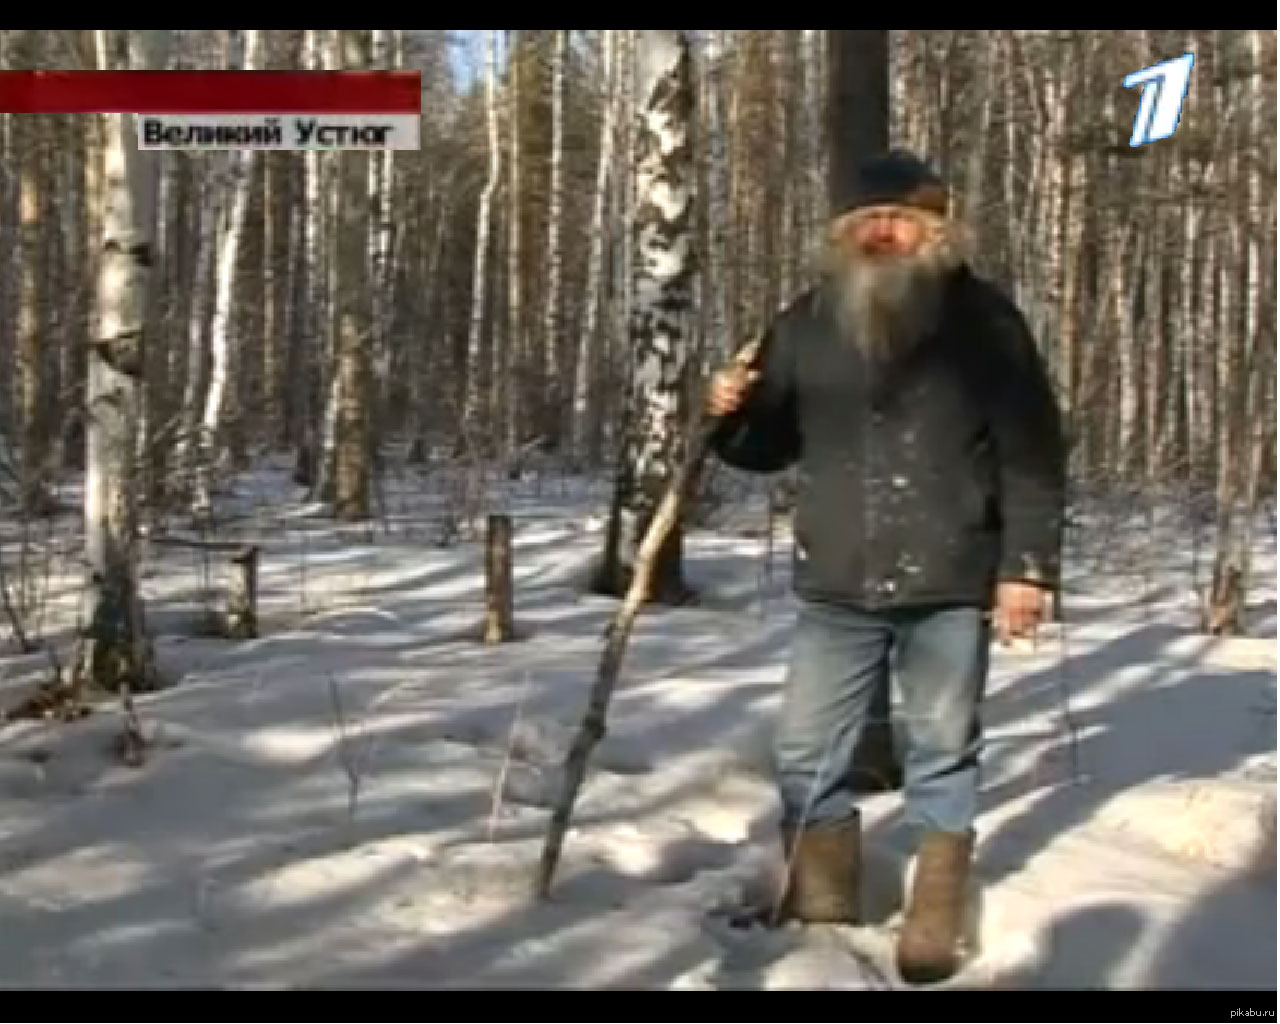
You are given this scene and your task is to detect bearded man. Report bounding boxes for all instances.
[707,150,1065,985]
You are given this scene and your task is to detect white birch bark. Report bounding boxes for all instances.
[333,29,373,520]
[543,29,568,449]
[192,29,260,516]
[314,32,345,500]
[368,28,396,459]
[296,29,325,483]
[571,30,618,464]
[462,30,500,443]
[612,30,637,453]
[606,30,696,603]
[505,30,523,458]
[80,28,170,691]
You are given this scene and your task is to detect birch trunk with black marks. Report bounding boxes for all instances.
[599,30,696,604]
[80,28,169,693]
[702,30,732,367]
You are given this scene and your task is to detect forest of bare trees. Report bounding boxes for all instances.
[0,30,1274,695]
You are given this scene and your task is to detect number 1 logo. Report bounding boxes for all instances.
[1124,52,1195,148]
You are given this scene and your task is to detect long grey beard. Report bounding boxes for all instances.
[825,246,955,368]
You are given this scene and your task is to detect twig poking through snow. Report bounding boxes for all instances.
[489,670,534,842]
[327,673,362,823]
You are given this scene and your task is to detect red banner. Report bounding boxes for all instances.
[0,71,421,113]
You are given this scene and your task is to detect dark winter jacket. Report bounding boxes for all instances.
[709,264,1066,611]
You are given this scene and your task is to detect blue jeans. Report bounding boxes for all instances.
[774,598,989,836]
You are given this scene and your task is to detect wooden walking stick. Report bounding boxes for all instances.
[534,338,763,899]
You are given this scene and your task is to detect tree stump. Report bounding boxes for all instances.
[1206,563,1245,636]
[226,545,260,639]
[484,514,515,644]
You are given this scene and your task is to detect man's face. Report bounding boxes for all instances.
[831,205,929,260]
[821,201,960,365]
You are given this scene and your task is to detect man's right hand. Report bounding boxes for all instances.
[707,362,760,417]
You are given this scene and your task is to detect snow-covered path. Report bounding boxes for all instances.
[0,465,1273,989]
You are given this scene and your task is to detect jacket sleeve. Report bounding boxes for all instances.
[707,318,801,474]
[980,287,1067,590]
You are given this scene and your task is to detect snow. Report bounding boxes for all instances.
[0,459,1274,989]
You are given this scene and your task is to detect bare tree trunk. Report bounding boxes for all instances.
[1116,226,1144,480]
[781,30,805,303]
[483,513,515,643]
[195,30,260,517]
[368,28,397,471]
[505,30,524,460]
[263,148,292,448]
[293,31,326,485]
[963,32,995,245]
[461,30,500,453]
[544,29,568,453]
[333,28,372,521]
[599,30,697,605]
[1207,28,1268,634]
[79,28,170,693]
[313,34,343,502]
[0,40,11,443]
[15,60,53,514]
[571,30,618,467]
[703,30,732,367]
[610,29,637,456]
[827,31,889,211]
[175,172,213,490]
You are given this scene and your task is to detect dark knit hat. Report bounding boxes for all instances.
[836,149,949,218]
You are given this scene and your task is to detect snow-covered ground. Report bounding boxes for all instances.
[0,458,1274,990]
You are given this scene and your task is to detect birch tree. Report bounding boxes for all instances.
[599,30,697,604]
[505,30,524,460]
[333,28,373,520]
[543,29,568,452]
[461,30,500,454]
[15,31,54,514]
[193,29,260,517]
[571,30,619,466]
[79,28,170,692]
[702,30,732,367]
